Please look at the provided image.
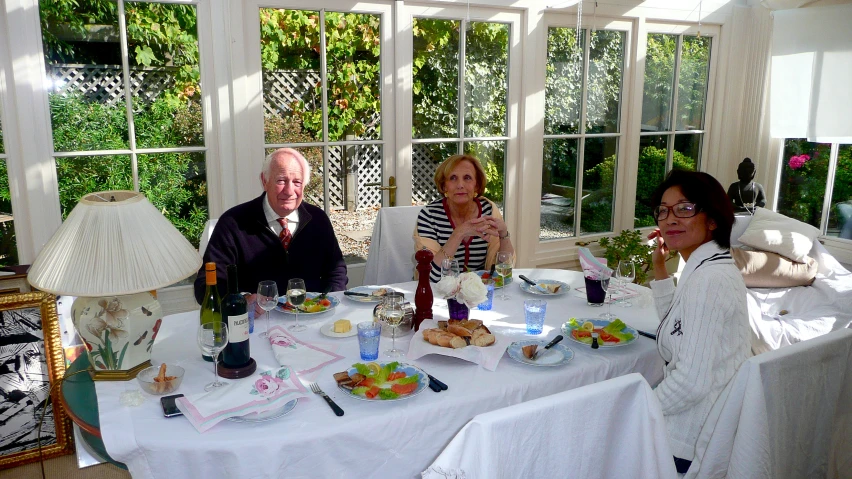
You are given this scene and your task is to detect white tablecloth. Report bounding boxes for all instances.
[95,269,665,479]
[422,373,677,479]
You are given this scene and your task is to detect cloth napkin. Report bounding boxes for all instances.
[578,247,612,279]
[407,320,506,371]
[175,365,308,433]
[267,325,344,374]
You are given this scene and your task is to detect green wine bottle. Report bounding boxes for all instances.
[199,262,221,362]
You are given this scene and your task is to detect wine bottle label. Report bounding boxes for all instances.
[228,313,250,343]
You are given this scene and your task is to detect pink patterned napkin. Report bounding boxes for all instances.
[176,365,308,433]
[267,326,344,374]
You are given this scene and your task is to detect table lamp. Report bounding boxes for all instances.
[28,191,202,380]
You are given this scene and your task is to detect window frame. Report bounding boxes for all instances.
[540,16,633,240]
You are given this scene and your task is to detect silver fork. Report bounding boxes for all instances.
[310,382,344,416]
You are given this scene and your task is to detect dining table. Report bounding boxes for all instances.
[94,268,665,479]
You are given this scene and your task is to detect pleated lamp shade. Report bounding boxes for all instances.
[28,190,202,296]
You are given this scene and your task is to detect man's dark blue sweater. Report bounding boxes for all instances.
[194,194,348,303]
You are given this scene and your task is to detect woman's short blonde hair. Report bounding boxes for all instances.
[434,154,488,197]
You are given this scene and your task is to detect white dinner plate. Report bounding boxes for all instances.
[519,279,570,296]
[226,398,298,423]
[320,320,358,338]
[507,340,574,367]
[337,362,430,402]
[561,318,638,348]
[277,293,340,315]
[343,285,396,303]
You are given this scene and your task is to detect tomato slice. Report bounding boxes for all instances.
[391,382,418,395]
[573,329,591,339]
[319,299,332,307]
[599,331,620,343]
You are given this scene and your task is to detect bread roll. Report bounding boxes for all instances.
[447,325,472,337]
[436,332,455,347]
[449,336,468,349]
[471,333,495,347]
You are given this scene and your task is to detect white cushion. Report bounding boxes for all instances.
[736,208,820,262]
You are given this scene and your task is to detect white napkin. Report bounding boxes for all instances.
[175,365,308,433]
[407,320,506,371]
[267,325,344,374]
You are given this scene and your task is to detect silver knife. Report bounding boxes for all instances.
[533,335,564,361]
[518,275,549,294]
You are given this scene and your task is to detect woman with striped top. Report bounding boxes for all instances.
[414,154,514,282]
[646,170,751,474]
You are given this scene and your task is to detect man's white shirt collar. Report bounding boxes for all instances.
[263,195,300,235]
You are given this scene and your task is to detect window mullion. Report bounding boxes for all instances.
[820,143,840,233]
[319,9,330,212]
[667,35,683,172]
[117,0,139,191]
[575,27,591,236]
[458,20,467,151]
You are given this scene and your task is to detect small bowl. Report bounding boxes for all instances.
[137,364,185,396]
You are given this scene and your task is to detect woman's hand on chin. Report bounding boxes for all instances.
[648,228,670,279]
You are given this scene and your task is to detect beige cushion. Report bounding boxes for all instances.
[731,247,817,288]
[736,208,820,262]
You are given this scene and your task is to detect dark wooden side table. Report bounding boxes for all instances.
[60,354,128,470]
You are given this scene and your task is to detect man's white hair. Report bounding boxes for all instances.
[261,148,311,186]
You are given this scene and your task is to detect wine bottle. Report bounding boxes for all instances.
[199,262,222,362]
[221,264,251,368]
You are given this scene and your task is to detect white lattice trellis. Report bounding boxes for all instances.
[412,144,442,204]
[48,64,176,106]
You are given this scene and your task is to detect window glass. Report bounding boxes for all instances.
[464,140,505,211]
[40,0,208,248]
[586,30,624,134]
[260,9,322,142]
[126,2,203,148]
[826,144,852,239]
[0,101,4,154]
[0,159,16,267]
[412,19,459,139]
[673,133,702,171]
[55,155,133,218]
[325,12,381,142]
[635,135,668,227]
[545,27,584,135]
[465,22,509,137]
[412,142,457,205]
[580,137,617,234]
[676,35,710,131]
[641,33,675,132]
[541,138,579,239]
[777,139,831,227]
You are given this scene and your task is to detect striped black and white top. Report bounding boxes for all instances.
[417,198,492,283]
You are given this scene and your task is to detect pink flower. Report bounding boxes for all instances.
[254,375,286,396]
[788,154,810,170]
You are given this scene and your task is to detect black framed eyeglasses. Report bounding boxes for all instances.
[654,202,700,221]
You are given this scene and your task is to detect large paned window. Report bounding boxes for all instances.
[635,33,710,227]
[0,96,16,266]
[39,0,208,246]
[777,139,852,240]
[540,26,626,240]
[259,8,383,263]
[411,18,510,211]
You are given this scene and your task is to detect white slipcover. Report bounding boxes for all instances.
[363,206,423,285]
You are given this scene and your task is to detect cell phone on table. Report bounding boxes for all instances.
[161,394,184,418]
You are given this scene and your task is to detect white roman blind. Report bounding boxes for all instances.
[769,4,852,142]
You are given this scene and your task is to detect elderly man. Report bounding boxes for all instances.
[194,148,348,304]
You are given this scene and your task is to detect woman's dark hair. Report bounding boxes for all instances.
[650,170,735,249]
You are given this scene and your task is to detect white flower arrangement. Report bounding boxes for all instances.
[434,272,488,308]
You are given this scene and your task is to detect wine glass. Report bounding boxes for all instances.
[287,278,307,332]
[197,322,229,391]
[257,280,279,338]
[382,294,405,358]
[441,258,460,278]
[598,269,615,320]
[615,260,636,308]
[495,252,512,300]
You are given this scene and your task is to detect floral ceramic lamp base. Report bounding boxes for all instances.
[72,292,163,380]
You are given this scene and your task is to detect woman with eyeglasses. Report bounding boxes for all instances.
[646,170,752,474]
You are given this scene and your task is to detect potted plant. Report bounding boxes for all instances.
[597,229,677,285]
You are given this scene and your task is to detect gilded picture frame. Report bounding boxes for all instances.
[0,292,74,469]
